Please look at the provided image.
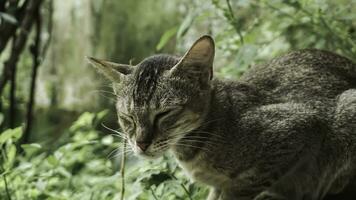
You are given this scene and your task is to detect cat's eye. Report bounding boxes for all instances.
[119,113,135,127]
[156,109,173,120]
[154,107,182,125]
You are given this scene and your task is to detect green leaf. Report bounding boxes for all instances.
[101,135,113,145]
[0,113,3,126]
[176,11,196,39]
[5,144,17,169]
[70,112,95,132]
[0,127,23,144]
[47,155,59,166]
[156,26,178,51]
[21,143,42,155]
[95,109,108,124]
[0,12,18,24]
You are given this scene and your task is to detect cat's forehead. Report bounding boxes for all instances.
[116,84,187,113]
[131,55,179,105]
[115,54,184,112]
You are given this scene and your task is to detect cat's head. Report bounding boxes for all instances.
[88,36,215,158]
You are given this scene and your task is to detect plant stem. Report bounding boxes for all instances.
[120,139,127,200]
[171,174,193,200]
[150,187,159,200]
[3,174,12,200]
[226,0,244,45]
[1,161,11,200]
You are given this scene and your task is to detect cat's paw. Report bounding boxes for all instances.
[207,188,221,200]
[253,191,286,200]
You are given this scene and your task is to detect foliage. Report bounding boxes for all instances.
[0,111,208,200]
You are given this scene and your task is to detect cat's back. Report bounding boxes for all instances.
[240,49,356,103]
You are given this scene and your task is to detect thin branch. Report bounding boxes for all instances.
[225,0,244,44]
[3,174,12,200]
[41,0,53,61]
[8,37,17,128]
[0,153,12,200]
[23,3,42,143]
[150,186,159,200]
[171,174,193,200]
[0,0,28,54]
[120,139,127,200]
[0,0,43,96]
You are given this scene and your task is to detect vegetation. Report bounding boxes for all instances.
[0,0,355,199]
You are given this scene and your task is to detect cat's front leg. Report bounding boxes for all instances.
[207,187,221,200]
[253,191,286,200]
[217,189,255,200]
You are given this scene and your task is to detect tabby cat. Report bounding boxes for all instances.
[88,35,356,200]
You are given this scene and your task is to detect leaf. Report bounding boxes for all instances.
[141,171,172,189]
[6,144,17,169]
[0,12,18,24]
[70,112,95,132]
[156,26,178,51]
[95,109,108,123]
[21,143,42,155]
[0,113,3,126]
[47,155,59,167]
[0,127,23,145]
[176,12,196,39]
[101,135,113,145]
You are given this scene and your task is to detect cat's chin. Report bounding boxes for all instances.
[136,151,164,159]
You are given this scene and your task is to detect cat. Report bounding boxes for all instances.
[88,35,356,200]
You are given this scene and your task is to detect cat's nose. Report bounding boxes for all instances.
[136,141,151,151]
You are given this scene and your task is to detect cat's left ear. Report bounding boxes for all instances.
[87,57,133,82]
[170,35,215,87]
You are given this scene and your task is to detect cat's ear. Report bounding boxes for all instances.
[87,57,133,82]
[170,35,215,85]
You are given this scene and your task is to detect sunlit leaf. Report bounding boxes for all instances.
[47,155,59,166]
[21,143,42,156]
[0,113,3,126]
[4,144,17,170]
[156,26,178,51]
[0,12,18,24]
[177,11,196,39]
[0,127,23,145]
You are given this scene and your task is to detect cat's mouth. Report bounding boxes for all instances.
[136,149,166,159]
[137,151,161,159]
[133,142,169,159]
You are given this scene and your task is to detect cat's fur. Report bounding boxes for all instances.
[88,35,356,200]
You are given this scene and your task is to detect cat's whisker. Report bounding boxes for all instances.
[165,137,219,148]
[166,142,213,153]
[109,150,134,160]
[107,148,133,160]
[101,123,128,138]
[109,133,128,140]
[107,148,122,159]
[167,129,225,141]
[90,90,118,100]
[163,138,213,152]
[175,135,226,142]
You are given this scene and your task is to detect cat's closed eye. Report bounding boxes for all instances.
[154,107,183,127]
[118,113,135,129]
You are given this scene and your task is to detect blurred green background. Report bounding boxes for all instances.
[0,0,355,199]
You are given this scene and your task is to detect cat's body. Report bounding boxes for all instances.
[174,49,356,200]
[88,36,356,200]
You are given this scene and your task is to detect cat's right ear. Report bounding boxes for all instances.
[87,57,133,82]
[169,35,215,88]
